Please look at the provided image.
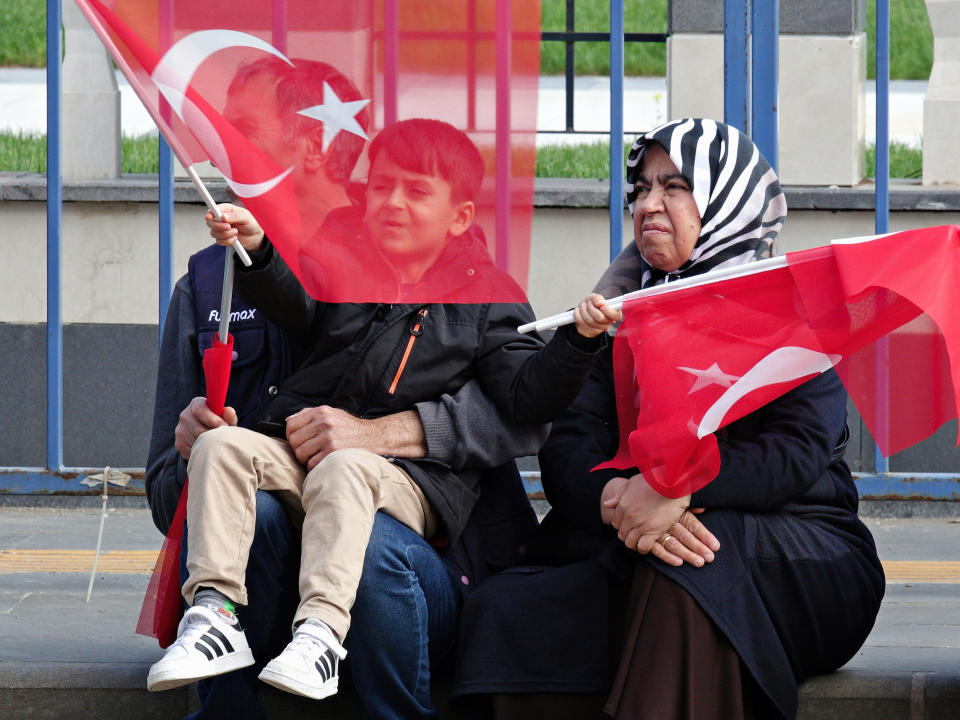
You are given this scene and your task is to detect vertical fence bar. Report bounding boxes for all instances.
[494,0,511,270]
[750,0,778,172]
[874,0,891,475]
[564,0,575,131]
[157,0,174,341]
[467,0,477,131]
[384,0,399,126]
[272,0,287,55]
[46,0,63,471]
[723,0,751,133]
[609,0,624,262]
[158,138,174,340]
[875,1,890,234]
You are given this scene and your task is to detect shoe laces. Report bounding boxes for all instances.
[288,621,346,661]
[170,606,217,650]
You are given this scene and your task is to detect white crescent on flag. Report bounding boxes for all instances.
[151,30,293,118]
[151,30,295,198]
[695,346,841,438]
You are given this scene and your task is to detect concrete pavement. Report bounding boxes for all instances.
[2,502,960,718]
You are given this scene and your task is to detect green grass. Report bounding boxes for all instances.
[0,131,159,173]
[536,140,633,178]
[534,138,922,180]
[866,0,933,81]
[0,131,924,180]
[0,0,46,67]
[541,0,667,76]
[121,133,160,173]
[5,0,934,80]
[0,130,46,169]
[865,141,923,179]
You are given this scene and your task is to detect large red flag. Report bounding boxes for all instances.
[76,0,539,303]
[598,225,960,498]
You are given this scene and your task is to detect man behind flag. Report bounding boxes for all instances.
[75,0,540,303]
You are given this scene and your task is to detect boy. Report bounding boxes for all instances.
[147,118,618,700]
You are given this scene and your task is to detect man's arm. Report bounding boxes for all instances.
[286,379,549,472]
[415,379,549,469]
[145,277,201,534]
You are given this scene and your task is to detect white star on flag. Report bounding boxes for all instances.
[296,82,371,152]
[677,362,741,394]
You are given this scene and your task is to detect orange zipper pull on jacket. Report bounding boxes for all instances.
[389,309,428,395]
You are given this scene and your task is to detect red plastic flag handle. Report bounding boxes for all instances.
[203,334,234,417]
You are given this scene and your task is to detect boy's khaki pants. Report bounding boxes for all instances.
[183,425,435,640]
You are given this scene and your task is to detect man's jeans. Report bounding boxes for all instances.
[181,489,460,720]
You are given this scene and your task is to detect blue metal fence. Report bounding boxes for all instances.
[7,0,957,500]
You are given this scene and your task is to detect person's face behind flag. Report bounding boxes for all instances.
[75,0,540,305]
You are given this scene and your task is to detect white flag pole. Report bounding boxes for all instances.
[184,165,252,268]
[183,166,250,344]
[518,255,790,334]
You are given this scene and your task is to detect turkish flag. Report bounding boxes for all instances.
[598,225,960,498]
[76,0,539,303]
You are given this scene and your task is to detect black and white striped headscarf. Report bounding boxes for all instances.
[594,118,787,296]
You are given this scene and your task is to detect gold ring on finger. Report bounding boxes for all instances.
[661,532,673,545]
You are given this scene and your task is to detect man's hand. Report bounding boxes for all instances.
[174,396,238,461]
[286,406,428,470]
[205,203,266,254]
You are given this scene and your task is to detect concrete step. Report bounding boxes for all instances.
[2,507,960,719]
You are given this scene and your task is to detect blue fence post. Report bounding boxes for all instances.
[495,0,512,271]
[46,0,63,472]
[723,0,751,133]
[609,0,624,262]
[158,138,174,341]
[383,0,399,126]
[873,0,891,476]
[750,0,778,172]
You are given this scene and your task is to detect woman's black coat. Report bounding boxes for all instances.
[455,345,885,719]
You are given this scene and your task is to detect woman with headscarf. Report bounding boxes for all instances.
[451,119,885,719]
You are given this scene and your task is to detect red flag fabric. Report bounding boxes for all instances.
[135,480,188,647]
[597,225,960,498]
[76,0,539,303]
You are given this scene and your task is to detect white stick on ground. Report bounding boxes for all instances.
[85,467,110,604]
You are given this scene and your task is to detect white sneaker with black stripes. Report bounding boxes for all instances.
[146,605,254,691]
[258,618,347,700]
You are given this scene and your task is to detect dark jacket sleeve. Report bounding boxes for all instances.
[691,369,849,510]
[538,346,625,534]
[415,378,550,470]
[144,276,198,534]
[235,241,322,344]
[476,304,608,425]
